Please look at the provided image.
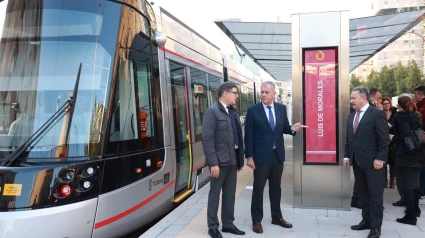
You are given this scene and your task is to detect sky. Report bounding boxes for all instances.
[155,0,377,54]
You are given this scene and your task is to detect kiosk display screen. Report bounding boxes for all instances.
[303,48,338,165]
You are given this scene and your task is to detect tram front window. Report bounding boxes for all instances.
[0,0,123,162]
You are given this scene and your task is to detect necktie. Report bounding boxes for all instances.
[353,110,361,134]
[267,106,275,130]
[227,107,239,147]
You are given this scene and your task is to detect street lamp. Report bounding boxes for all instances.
[404,30,425,73]
[377,58,387,67]
[370,58,387,71]
[404,30,425,42]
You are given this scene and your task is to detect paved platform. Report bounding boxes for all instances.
[142,136,425,238]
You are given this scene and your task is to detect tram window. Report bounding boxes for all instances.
[109,60,140,143]
[236,85,242,113]
[190,68,208,142]
[248,89,255,107]
[108,49,159,153]
[0,0,116,161]
[170,62,189,145]
[136,61,156,149]
[239,86,249,116]
[207,74,221,105]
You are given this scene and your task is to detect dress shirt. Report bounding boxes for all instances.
[352,103,369,127]
[263,102,277,148]
[262,102,276,125]
[219,100,229,114]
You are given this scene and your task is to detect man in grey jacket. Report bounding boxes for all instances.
[202,81,245,238]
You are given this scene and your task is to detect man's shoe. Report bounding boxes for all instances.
[252,222,263,234]
[392,200,406,206]
[222,226,245,235]
[351,221,371,230]
[208,229,223,238]
[396,214,417,226]
[271,219,293,228]
[404,209,421,217]
[367,228,381,238]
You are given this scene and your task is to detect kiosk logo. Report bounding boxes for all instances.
[315,50,325,61]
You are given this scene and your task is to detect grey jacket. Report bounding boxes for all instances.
[202,102,238,167]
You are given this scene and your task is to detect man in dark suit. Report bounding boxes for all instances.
[244,81,302,234]
[202,82,245,238]
[344,86,389,238]
[349,105,362,209]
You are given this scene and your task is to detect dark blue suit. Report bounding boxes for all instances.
[245,103,295,163]
[244,102,295,223]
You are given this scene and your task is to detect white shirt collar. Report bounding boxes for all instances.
[359,103,369,112]
[262,102,274,108]
[219,100,228,109]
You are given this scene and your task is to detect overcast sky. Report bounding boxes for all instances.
[156,0,376,54]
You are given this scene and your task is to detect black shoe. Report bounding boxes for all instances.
[222,226,245,235]
[392,200,406,206]
[351,200,361,209]
[396,214,417,226]
[208,229,223,238]
[367,228,381,238]
[351,221,371,230]
[404,209,421,217]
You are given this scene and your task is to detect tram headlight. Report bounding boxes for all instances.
[83,181,92,189]
[86,167,94,175]
[64,170,75,181]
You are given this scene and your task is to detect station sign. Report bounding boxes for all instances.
[303,48,338,165]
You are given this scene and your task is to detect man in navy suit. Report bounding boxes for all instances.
[244,81,302,234]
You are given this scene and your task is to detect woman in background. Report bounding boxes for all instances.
[390,96,425,225]
[382,97,397,189]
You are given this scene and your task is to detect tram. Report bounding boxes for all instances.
[0,0,259,237]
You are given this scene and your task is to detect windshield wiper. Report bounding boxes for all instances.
[1,63,83,167]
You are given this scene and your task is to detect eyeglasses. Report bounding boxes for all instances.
[382,102,390,105]
[227,91,239,96]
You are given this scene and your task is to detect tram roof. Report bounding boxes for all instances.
[215,7,425,81]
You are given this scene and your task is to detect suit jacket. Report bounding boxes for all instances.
[202,102,244,168]
[244,102,295,164]
[344,106,390,169]
[228,104,244,168]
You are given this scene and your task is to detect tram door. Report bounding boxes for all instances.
[169,62,193,197]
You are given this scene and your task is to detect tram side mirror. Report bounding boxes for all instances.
[153,32,167,47]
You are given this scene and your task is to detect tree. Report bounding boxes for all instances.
[405,60,425,92]
[349,74,363,91]
[393,61,408,95]
[360,60,424,97]
[365,69,380,90]
[379,65,396,97]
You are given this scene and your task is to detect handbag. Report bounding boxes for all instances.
[404,122,425,153]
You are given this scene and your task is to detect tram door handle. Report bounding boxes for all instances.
[186,132,190,143]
